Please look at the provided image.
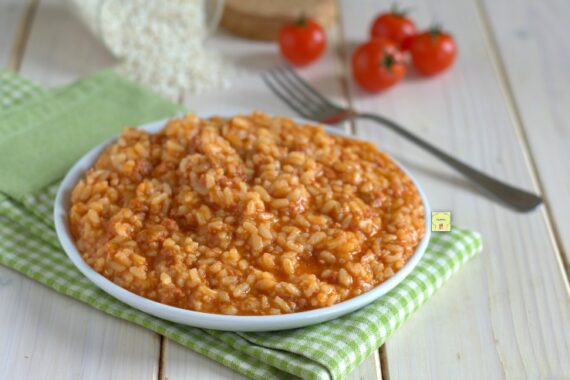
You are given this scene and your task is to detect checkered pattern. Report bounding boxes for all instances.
[0,72,483,380]
[0,70,45,109]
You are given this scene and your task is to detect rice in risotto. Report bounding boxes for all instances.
[69,113,425,315]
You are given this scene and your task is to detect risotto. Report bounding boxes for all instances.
[69,113,425,315]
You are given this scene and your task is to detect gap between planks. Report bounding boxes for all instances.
[335,0,356,136]
[6,0,38,71]
[379,346,390,380]
[335,2,389,380]
[474,0,570,285]
[158,335,166,380]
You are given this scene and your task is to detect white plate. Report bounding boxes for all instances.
[54,116,431,332]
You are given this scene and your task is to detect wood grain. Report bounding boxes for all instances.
[339,0,570,378]
[478,0,570,271]
[0,0,31,68]
[19,0,116,87]
[0,0,159,378]
[221,0,337,41]
[0,267,160,380]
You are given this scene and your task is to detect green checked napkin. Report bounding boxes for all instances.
[0,70,482,380]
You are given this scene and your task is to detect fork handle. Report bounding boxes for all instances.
[358,112,542,212]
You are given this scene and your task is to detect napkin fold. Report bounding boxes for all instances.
[0,70,183,198]
[0,70,482,380]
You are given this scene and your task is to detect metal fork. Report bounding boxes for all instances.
[262,66,542,212]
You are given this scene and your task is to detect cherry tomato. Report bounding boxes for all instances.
[278,18,326,66]
[370,9,417,50]
[351,38,406,92]
[410,28,457,76]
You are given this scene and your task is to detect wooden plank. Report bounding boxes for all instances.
[0,0,29,68]
[0,267,160,380]
[19,0,117,87]
[164,341,249,380]
[163,25,382,380]
[339,0,570,379]
[166,341,381,380]
[0,0,159,378]
[478,0,570,268]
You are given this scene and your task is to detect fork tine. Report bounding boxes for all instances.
[261,72,313,119]
[280,65,341,110]
[268,69,323,115]
[272,66,331,112]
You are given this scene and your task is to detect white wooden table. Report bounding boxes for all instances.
[1,0,569,378]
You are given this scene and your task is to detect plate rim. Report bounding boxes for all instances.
[54,115,432,331]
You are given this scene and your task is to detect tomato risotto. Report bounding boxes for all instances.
[69,113,425,315]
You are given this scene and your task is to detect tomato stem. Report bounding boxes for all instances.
[382,50,397,72]
[295,14,307,26]
[390,3,410,17]
[429,24,442,39]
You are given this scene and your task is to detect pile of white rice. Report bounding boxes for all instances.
[71,0,233,99]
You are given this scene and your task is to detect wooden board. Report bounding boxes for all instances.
[0,267,160,379]
[221,0,337,41]
[0,0,29,68]
[1,0,569,378]
[339,0,570,378]
[19,0,116,87]
[0,0,159,378]
[479,0,570,268]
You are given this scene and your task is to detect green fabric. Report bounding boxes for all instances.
[0,71,483,380]
[0,70,183,198]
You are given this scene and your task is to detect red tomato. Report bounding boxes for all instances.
[410,28,457,76]
[351,38,406,92]
[278,18,326,66]
[370,10,417,50]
